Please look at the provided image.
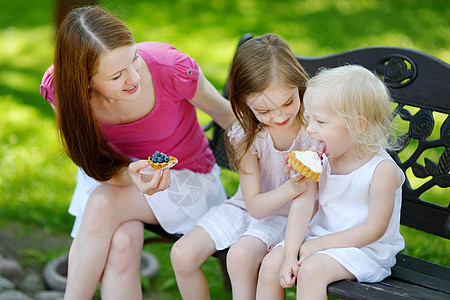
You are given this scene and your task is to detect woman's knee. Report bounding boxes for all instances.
[82,185,135,232]
[82,187,117,221]
[104,221,144,275]
[107,221,144,273]
[110,221,144,254]
[108,221,144,266]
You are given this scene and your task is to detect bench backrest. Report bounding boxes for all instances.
[210,33,450,239]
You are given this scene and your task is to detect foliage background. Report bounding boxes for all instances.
[0,0,448,298]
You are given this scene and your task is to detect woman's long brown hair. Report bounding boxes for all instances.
[227,33,309,171]
[54,6,134,181]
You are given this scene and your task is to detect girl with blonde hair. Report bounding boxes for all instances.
[257,65,405,300]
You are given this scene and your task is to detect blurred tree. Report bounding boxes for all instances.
[55,0,99,30]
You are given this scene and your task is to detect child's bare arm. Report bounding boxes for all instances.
[239,151,309,219]
[298,160,401,263]
[280,181,317,287]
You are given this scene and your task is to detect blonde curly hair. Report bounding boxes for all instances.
[305,65,396,154]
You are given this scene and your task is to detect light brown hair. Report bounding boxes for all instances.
[54,6,134,181]
[227,33,309,171]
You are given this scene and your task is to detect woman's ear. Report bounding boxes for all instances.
[357,115,368,132]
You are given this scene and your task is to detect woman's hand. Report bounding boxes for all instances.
[128,160,171,196]
[279,257,299,288]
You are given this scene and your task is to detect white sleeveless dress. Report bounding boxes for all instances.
[306,151,405,282]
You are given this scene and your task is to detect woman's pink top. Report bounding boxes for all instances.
[40,42,215,173]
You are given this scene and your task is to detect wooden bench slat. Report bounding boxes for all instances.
[328,278,450,300]
[327,280,415,300]
[381,278,450,300]
[391,265,450,294]
[400,195,450,239]
[395,253,450,283]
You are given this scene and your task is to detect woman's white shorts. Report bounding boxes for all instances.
[69,164,227,237]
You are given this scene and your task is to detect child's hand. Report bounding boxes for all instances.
[128,160,171,195]
[284,154,293,174]
[279,257,299,288]
[284,155,308,194]
[285,161,302,178]
[285,153,306,182]
[298,238,322,265]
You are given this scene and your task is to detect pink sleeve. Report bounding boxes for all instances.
[227,122,244,144]
[172,50,199,100]
[39,65,55,106]
[227,122,258,155]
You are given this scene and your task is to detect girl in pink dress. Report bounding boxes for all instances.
[171,33,316,299]
[257,65,405,300]
[40,6,234,299]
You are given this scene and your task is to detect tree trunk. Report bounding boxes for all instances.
[55,0,99,30]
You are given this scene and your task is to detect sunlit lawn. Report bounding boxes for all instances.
[0,0,448,299]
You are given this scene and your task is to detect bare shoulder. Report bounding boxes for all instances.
[372,159,403,190]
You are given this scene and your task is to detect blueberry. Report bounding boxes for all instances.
[151,151,171,163]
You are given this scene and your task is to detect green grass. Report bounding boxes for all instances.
[0,0,448,299]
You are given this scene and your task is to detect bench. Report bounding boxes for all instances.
[144,33,450,299]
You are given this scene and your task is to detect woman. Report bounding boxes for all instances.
[40,6,234,299]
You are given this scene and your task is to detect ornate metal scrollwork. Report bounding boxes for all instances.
[375,54,417,87]
[441,116,450,147]
[393,105,450,193]
[412,148,450,188]
[437,148,450,187]
[409,109,434,139]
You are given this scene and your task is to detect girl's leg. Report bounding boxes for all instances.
[226,236,268,300]
[64,184,157,300]
[256,246,285,300]
[171,226,218,300]
[100,220,144,300]
[297,253,355,300]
